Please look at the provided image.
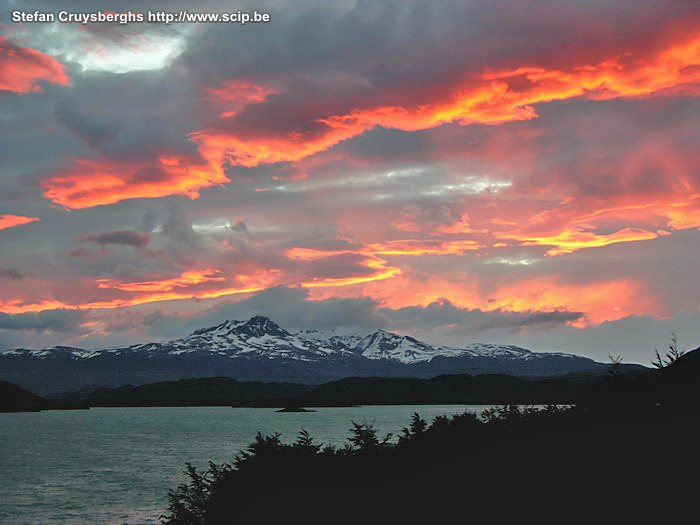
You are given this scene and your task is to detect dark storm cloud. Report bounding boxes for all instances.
[382,300,583,335]
[466,310,584,333]
[343,128,429,163]
[182,0,700,86]
[50,72,202,158]
[0,269,24,280]
[80,230,152,248]
[55,101,120,151]
[159,205,205,248]
[229,219,248,234]
[0,309,86,333]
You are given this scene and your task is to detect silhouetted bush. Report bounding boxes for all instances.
[162,347,700,524]
[161,404,584,524]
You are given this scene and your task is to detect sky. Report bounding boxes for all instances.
[1,0,700,365]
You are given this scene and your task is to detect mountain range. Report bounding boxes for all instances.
[0,315,638,395]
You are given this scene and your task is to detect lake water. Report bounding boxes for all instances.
[0,405,491,524]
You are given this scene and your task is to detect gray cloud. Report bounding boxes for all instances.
[80,230,151,248]
[230,219,248,234]
[382,300,583,335]
[0,310,86,333]
[465,310,584,333]
[0,269,24,280]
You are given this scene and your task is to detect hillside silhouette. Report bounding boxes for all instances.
[162,346,700,523]
[0,380,87,412]
[50,367,652,408]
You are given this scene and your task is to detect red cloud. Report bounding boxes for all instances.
[0,37,69,94]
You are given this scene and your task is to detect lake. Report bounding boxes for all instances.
[0,405,493,524]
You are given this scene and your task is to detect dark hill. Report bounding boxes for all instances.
[302,373,580,405]
[58,371,621,407]
[82,377,312,407]
[0,379,50,412]
[1,380,90,412]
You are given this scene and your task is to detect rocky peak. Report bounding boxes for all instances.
[191,316,290,340]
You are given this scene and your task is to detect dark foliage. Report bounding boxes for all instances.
[162,348,700,523]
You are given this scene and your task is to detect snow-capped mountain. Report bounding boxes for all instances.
[0,316,615,395]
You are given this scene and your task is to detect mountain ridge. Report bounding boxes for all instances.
[0,315,644,395]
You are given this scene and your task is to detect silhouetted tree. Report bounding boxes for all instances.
[652,332,686,369]
[607,354,624,377]
[347,422,392,451]
[399,413,427,442]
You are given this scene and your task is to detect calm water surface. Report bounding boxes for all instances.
[0,405,492,524]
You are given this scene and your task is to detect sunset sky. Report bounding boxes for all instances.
[2,0,700,364]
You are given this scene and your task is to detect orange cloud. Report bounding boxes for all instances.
[0,300,71,315]
[310,273,654,326]
[365,239,482,256]
[194,34,700,168]
[285,239,482,291]
[0,242,658,328]
[0,253,404,314]
[0,284,269,315]
[498,226,660,256]
[285,247,351,260]
[287,239,482,260]
[42,35,700,210]
[0,37,69,94]
[665,198,700,229]
[42,154,228,209]
[96,269,226,292]
[0,214,39,231]
[300,257,402,288]
[438,215,483,234]
[487,277,654,325]
[206,80,277,117]
[192,125,364,168]
[0,270,271,315]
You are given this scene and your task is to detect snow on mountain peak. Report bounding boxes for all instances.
[1,315,598,368]
[189,316,287,338]
[190,319,243,336]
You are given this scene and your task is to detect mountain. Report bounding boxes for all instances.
[0,380,88,412]
[0,315,641,395]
